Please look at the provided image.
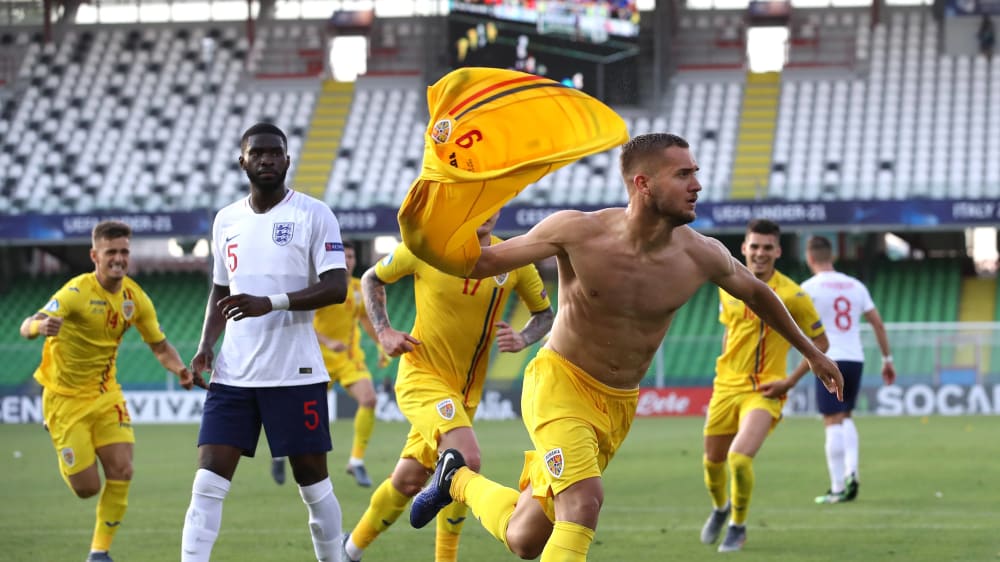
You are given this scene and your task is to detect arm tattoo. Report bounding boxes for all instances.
[362,270,392,335]
[519,309,555,345]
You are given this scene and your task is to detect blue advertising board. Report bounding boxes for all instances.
[2,199,1000,242]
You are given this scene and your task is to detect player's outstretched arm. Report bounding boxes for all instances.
[708,239,843,400]
[361,266,420,356]
[468,211,578,279]
[149,338,206,390]
[19,312,62,340]
[761,332,830,398]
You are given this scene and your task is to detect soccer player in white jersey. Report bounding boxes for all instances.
[180,123,350,561]
[802,235,895,504]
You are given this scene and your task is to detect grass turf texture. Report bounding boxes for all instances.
[0,415,995,561]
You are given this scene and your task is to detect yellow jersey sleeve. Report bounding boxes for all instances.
[513,262,551,313]
[38,279,86,320]
[782,284,825,339]
[374,244,420,284]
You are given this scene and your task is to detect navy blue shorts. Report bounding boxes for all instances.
[198,382,331,458]
[816,360,863,415]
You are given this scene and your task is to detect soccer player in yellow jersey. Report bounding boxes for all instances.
[699,218,831,552]
[341,212,555,562]
[271,240,390,487]
[404,133,843,562]
[18,220,203,562]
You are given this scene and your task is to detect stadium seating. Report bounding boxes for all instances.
[2,9,999,211]
[0,23,318,214]
[771,9,1000,200]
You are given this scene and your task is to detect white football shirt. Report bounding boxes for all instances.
[210,189,347,387]
[801,270,875,362]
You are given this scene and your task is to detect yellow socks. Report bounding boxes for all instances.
[351,478,410,549]
[91,479,129,552]
[703,456,728,509]
[540,521,594,562]
[351,406,375,460]
[451,466,520,549]
[728,452,754,526]
[435,502,468,562]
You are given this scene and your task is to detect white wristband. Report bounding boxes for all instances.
[882,355,893,363]
[268,293,290,310]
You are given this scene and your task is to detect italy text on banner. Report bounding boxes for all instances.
[398,67,629,276]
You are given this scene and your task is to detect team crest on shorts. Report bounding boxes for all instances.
[121,299,135,320]
[436,399,456,421]
[544,448,564,478]
[272,222,294,246]
[431,119,453,144]
[492,273,509,286]
[61,447,75,467]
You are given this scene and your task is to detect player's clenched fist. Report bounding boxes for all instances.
[38,316,64,336]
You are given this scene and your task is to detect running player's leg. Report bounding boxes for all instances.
[75,391,136,560]
[434,426,481,562]
[718,398,782,552]
[344,372,377,487]
[348,363,474,561]
[702,391,738,545]
[837,362,863,499]
[345,455,428,562]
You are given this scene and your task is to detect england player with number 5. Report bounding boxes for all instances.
[180,123,350,561]
[802,235,895,504]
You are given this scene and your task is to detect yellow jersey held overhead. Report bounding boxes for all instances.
[375,239,550,407]
[398,67,630,277]
[33,273,166,399]
[715,270,824,393]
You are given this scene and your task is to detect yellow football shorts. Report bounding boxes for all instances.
[519,348,639,520]
[395,358,477,469]
[42,389,134,478]
[325,352,372,390]
[703,388,786,436]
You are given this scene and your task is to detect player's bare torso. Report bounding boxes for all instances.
[545,209,723,389]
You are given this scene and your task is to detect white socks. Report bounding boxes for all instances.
[181,469,231,562]
[842,418,859,478]
[299,478,344,562]
[824,424,846,493]
[181,470,343,562]
[344,534,364,562]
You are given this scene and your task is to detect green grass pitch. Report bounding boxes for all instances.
[0,415,996,561]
